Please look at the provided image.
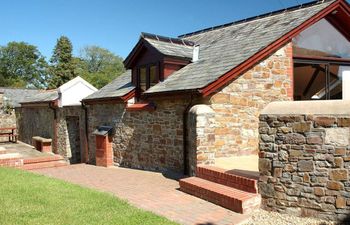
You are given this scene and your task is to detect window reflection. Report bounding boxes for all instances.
[149,65,157,88]
[139,67,147,92]
[293,19,350,59]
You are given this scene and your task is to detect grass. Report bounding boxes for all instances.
[0,167,178,225]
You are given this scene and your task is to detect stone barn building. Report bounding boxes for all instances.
[82,0,350,217]
[84,0,350,172]
[17,76,97,163]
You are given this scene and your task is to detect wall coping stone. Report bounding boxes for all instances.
[189,104,215,115]
[261,100,350,115]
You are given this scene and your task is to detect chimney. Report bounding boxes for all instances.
[192,45,200,62]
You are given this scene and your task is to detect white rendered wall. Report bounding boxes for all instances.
[343,69,350,100]
[60,81,96,106]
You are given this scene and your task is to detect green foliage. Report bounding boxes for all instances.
[77,45,125,88]
[0,37,124,90]
[0,42,49,88]
[0,167,178,225]
[48,36,76,88]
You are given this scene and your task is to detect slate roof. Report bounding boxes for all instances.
[20,90,59,104]
[144,36,194,60]
[0,88,42,107]
[144,0,335,94]
[84,70,134,100]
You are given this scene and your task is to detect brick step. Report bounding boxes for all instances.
[23,155,64,164]
[0,158,23,168]
[179,177,261,214]
[21,160,67,170]
[197,165,258,193]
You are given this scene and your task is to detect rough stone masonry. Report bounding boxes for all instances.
[258,100,350,221]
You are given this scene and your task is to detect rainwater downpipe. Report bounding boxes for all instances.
[49,101,57,153]
[81,101,89,163]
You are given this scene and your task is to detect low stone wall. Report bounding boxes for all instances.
[0,112,16,127]
[259,100,350,221]
[0,94,16,141]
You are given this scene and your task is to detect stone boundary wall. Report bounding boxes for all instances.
[259,100,350,221]
[208,43,293,157]
[0,94,16,141]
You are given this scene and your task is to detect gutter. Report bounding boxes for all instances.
[48,101,57,153]
[143,89,201,99]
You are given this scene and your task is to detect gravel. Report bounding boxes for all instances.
[242,209,335,225]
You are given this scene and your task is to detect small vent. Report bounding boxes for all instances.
[192,45,200,62]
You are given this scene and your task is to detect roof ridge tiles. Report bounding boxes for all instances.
[178,0,335,38]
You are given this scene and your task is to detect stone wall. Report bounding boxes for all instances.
[87,98,192,172]
[16,107,54,145]
[259,100,350,221]
[16,105,86,162]
[0,94,16,141]
[208,43,293,157]
[187,105,216,175]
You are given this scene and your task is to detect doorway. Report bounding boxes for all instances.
[66,116,81,164]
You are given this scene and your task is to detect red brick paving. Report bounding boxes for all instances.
[32,164,251,225]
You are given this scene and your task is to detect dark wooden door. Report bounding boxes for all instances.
[66,116,81,163]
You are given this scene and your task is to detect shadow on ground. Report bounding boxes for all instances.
[118,165,185,181]
[162,170,185,181]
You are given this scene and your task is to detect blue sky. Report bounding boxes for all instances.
[1,0,345,59]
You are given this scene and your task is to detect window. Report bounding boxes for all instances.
[137,64,159,95]
[139,67,147,92]
[150,65,157,87]
[292,18,350,101]
[293,63,347,100]
[293,19,350,59]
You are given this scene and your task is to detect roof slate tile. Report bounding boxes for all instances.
[146,0,335,94]
[83,70,134,100]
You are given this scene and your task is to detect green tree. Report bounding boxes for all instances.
[48,36,76,88]
[0,42,49,88]
[77,46,125,88]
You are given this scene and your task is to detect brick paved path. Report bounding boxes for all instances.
[33,164,250,225]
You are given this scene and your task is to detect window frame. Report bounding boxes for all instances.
[136,63,159,98]
[293,57,350,100]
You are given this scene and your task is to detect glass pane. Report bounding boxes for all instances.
[294,63,326,100]
[329,65,342,100]
[139,67,147,92]
[293,19,350,59]
[149,66,157,87]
